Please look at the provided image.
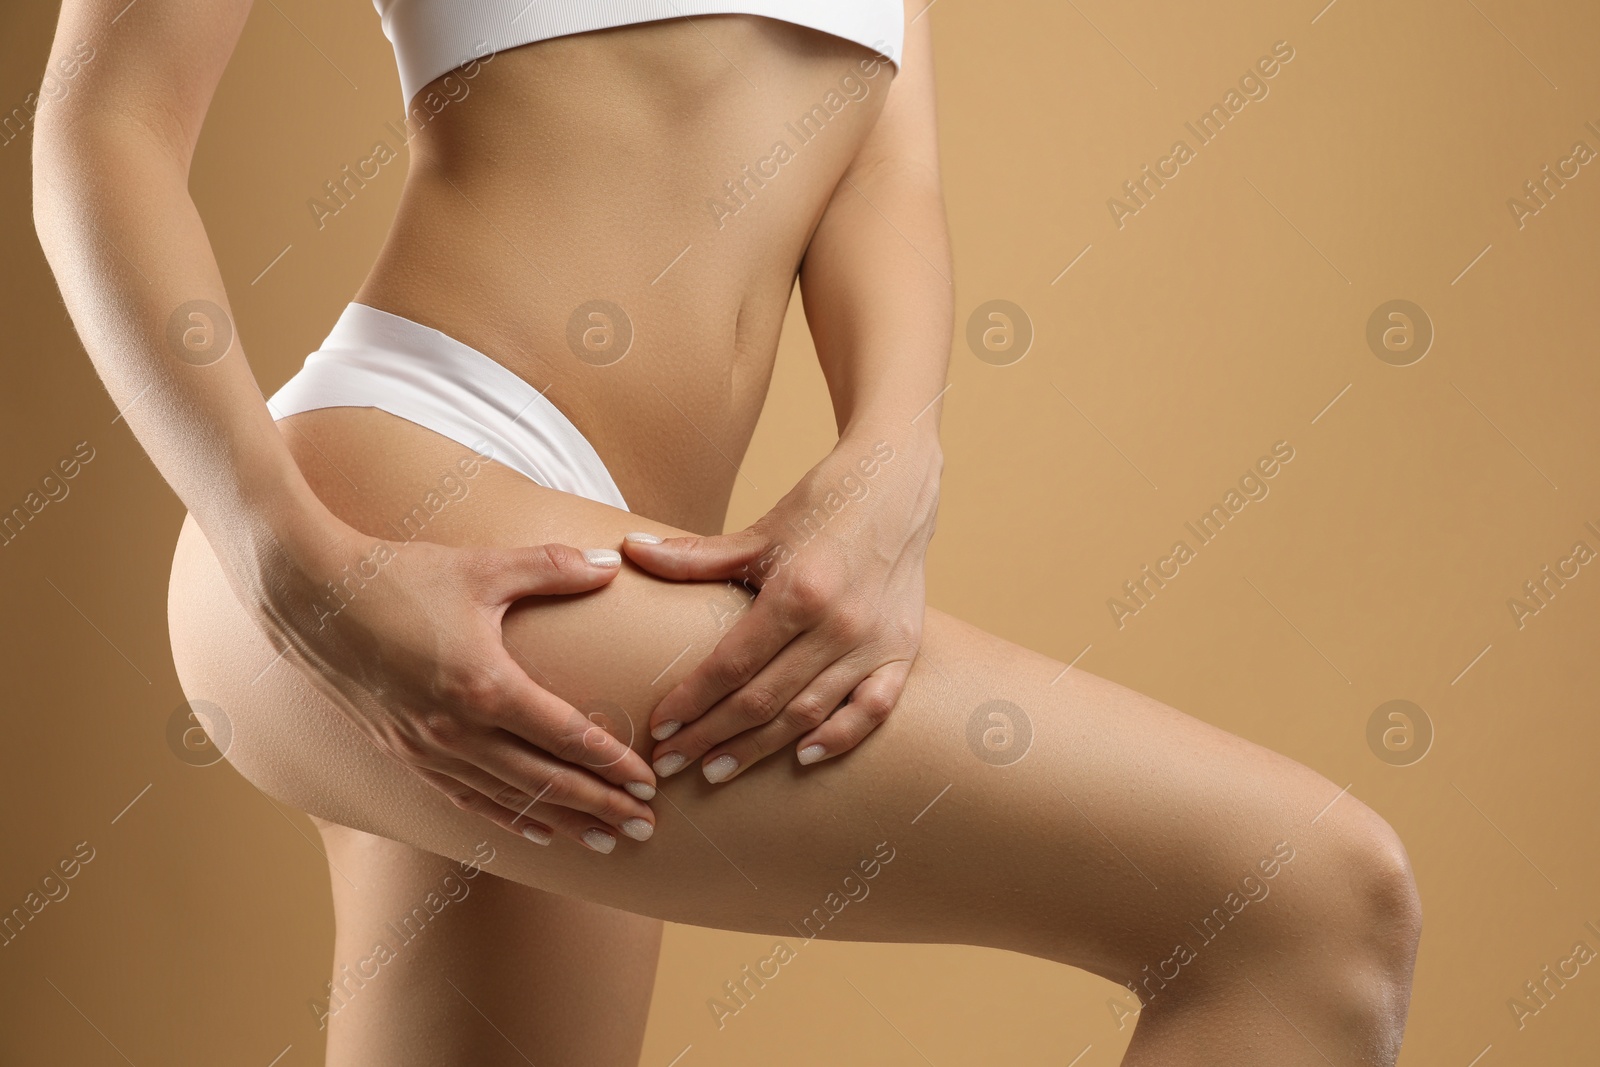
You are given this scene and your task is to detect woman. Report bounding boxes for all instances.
[33,1,1422,1063]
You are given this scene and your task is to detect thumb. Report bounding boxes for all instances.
[621,527,771,582]
[479,543,623,604]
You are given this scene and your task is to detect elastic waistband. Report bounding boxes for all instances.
[266,303,629,512]
[376,0,904,109]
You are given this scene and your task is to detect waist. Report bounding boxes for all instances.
[356,256,780,535]
[344,21,893,527]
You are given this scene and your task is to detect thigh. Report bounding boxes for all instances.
[310,815,661,1066]
[169,408,1386,983]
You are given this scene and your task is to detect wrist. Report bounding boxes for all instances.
[827,425,943,535]
[839,419,943,477]
[213,470,355,603]
[836,377,950,446]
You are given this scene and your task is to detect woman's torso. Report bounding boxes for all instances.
[348,16,894,532]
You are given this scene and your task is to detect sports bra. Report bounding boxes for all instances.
[373,0,905,106]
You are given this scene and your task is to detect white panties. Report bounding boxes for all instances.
[267,302,629,511]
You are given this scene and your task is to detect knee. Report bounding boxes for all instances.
[1329,802,1423,968]
[1365,816,1423,949]
[1296,800,1422,1042]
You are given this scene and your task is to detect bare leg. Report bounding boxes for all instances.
[169,409,1421,1065]
[310,816,662,1066]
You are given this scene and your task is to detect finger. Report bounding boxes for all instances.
[489,664,659,800]
[412,766,559,844]
[621,527,769,582]
[415,767,633,853]
[523,803,634,853]
[654,638,842,769]
[647,601,800,740]
[693,657,867,783]
[479,543,624,604]
[795,663,911,766]
[475,733,656,834]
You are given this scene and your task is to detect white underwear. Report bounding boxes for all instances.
[267,302,629,511]
[374,0,904,108]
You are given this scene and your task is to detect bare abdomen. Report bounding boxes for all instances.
[348,17,895,529]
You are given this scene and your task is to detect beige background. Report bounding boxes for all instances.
[4,1,1599,1063]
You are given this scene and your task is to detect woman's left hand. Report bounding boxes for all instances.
[623,433,941,783]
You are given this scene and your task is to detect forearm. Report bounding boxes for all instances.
[33,119,336,589]
[636,157,951,772]
[798,159,953,451]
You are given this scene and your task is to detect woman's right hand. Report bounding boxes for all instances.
[28,0,654,855]
[243,520,658,854]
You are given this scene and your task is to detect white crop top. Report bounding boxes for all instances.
[373,0,905,106]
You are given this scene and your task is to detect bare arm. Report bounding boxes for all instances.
[623,4,951,780]
[31,0,324,572]
[799,4,954,445]
[33,0,660,850]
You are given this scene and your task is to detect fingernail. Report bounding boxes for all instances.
[703,754,739,784]
[522,825,552,846]
[652,720,681,741]
[584,548,622,567]
[653,752,687,777]
[621,818,654,842]
[582,828,617,854]
[797,744,828,765]
[625,531,663,545]
[625,780,657,801]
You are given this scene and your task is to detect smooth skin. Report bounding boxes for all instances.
[36,0,1422,1062]
[311,827,663,1064]
[170,409,1422,1066]
[34,1,948,1055]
